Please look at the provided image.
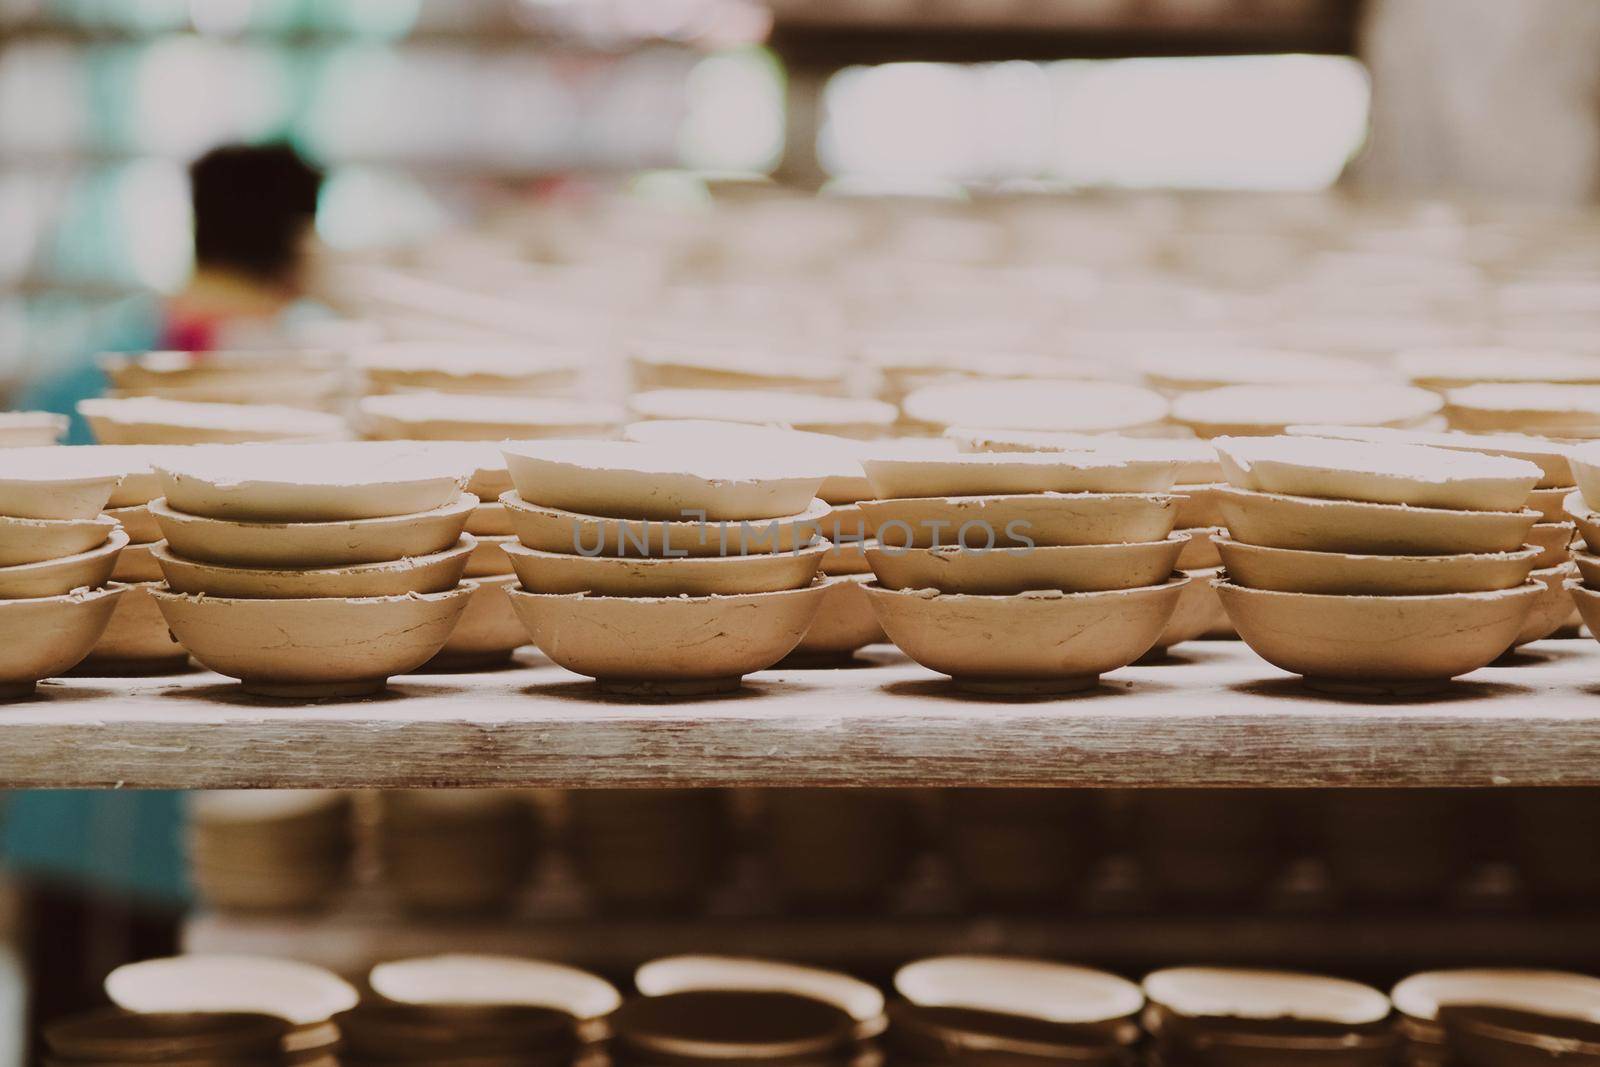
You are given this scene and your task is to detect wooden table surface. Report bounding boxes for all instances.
[6,639,1600,789]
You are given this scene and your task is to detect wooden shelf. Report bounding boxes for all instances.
[8,640,1600,790]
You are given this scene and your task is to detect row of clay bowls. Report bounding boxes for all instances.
[1564,469,1600,635]
[1210,433,1573,695]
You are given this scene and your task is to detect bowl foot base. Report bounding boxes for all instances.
[597,677,742,698]
[1303,676,1450,698]
[0,681,36,701]
[241,679,388,700]
[953,676,1099,696]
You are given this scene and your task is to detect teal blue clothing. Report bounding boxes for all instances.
[2,292,189,905]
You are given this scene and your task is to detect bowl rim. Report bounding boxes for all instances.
[149,582,478,608]
[148,494,478,532]
[1212,576,1544,605]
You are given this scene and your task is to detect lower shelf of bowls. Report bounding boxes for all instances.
[12,641,1600,789]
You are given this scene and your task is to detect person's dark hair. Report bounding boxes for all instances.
[189,143,323,284]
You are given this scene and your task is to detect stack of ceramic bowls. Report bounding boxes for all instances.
[1211,435,1547,694]
[898,380,1170,438]
[1391,969,1600,1067]
[569,790,726,913]
[1291,425,1582,647]
[353,393,625,442]
[1443,384,1600,438]
[1400,348,1600,394]
[1139,348,1384,395]
[0,448,128,697]
[44,1010,293,1066]
[104,955,358,1067]
[624,419,961,664]
[0,410,67,446]
[187,791,352,914]
[1143,967,1396,1067]
[1170,384,1443,438]
[858,447,1188,693]
[498,440,833,696]
[941,789,1099,908]
[354,343,586,396]
[147,443,477,698]
[761,789,916,910]
[79,397,346,444]
[629,343,852,395]
[343,955,620,1067]
[1563,443,1600,636]
[622,956,884,1066]
[99,350,347,410]
[951,430,1232,653]
[890,957,1143,1067]
[627,388,898,439]
[376,790,537,915]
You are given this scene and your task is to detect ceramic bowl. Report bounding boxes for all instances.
[630,345,852,395]
[1215,436,1541,512]
[1570,443,1600,512]
[1172,385,1442,437]
[1516,564,1579,645]
[899,380,1169,435]
[1531,485,1577,522]
[0,585,123,697]
[100,349,339,390]
[866,534,1187,595]
[502,491,830,558]
[950,429,1223,485]
[1392,968,1600,1036]
[1216,487,1539,555]
[80,397,346,444]
[1444,384,1600,437]
[354,343,584,395]
[1288,425,1576,489]
[150,586,475,698]
[0,411,67,447]
[503,440,827,522]
[155,443,468,522]
[627,388,898,438]
[1143,966,1391,1024]
[1175,483,1225,528]
[149,495,475,569]
[896,955,1143,1025]
[506,581,831,695]
[0,448,125,520]
[1399,349,1600,391]
[860,492,1178,549]
[1215,536,1542,596]
[1177,528,1223,570]
[79,581,189,674]
[787,573,886,662]
[863,579,1188,694]
[42,1010,292,1062]
[505,539,828,597]
[105,955,358,1026]
[112,540,163,583]
[0,528,126,599]
[1150,567,1228,653]
[1141,349,1381,394]
[466,503,512,536]
[637,955,884,1028]
[1529,521,1577,568]
[1575,547,1600,587]
[819,531,871,575]
[1215,580,1541,694]
[356,393,625,441]
[1567,491,1600,544]
[426,574,526,670]
[0,512,118,567]
[864,452,1179,498]
[152,537,475,599]
[465,534,515,578]
[369,953,621,1018]
[107,504,160,544]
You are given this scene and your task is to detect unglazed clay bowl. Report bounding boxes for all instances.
[1567,491,1600,544]
[1571,443,1600,512]
[1172,384,1442,438]
[819,534,871,575]
[1514,563,1579,646]
[79,581,188,674]
[1215,579,1541,694]
[1575,547,1600,587]
[152,537,475,599]
[149,495,475,568]
[1392,968,1600,1045]
[355,393,625,441]
[1215,436,1541,512]
[107,503,160,543]
[155,443,468,522]
[862,578,1188,694]
[0,448,124,520]
[1216,487,1539,555]
[787,573,886,662]
[1177,528,1224,570]
[105,954,358,1025]
[505,539,828,597]
[1175,483,1226,528]
[427,574,526,670]
[111,540,163,583]
[637,955,884,1029]
[1215,536,1542,596]
[1529,520,1577,567]
[899,380,1169,435]
[1288,425,1576,489]
[0,585,123,697]
[501,491,830,558]
[629,346,851,395]
[864,452,1178,498]
[506,581,831,695]
[859,493,1178,549]
[0,528,126,599]
[1443,384,1600,437]
[895,954,1143,1026]
[80,397,346,444]
[1150,566,1228,653]
[0,512,119,567]
[42,1009,291,1062]
[627,388,898,439]
[354,343,583,396]
[1530,485,1578,522]
[1400,349,1600,392]
[1141,349,1380,395]
[950,430,1222,485]
[502,440,827,522]
[150,586,475,698]
[369,953,620,1017]
[0,411,66,447]
[466,503,512,536]
[866,534,1187,595]
[465,534,515,578]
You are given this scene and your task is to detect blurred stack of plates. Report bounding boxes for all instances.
[188,791,352,914]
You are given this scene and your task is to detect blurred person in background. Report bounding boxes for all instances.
[20,142,324,441]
